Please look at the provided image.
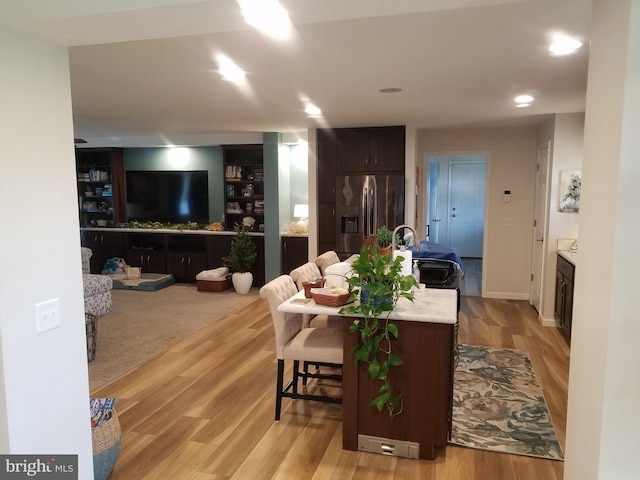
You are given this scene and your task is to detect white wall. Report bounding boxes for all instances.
[537,113,584,322]
[417,126,537,299]
[0,30,93,476]
[564,1,640,478]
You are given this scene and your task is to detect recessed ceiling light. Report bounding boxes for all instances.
[216,55,246,83]
[515,94,534,104]
[549,34,582,56]
[305,104,322,117]
[379,88,403,93]
[238,0,291,40]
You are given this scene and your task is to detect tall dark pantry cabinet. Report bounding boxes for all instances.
[316,126,405,258]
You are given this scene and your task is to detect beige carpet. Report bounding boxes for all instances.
[88,284,260,391]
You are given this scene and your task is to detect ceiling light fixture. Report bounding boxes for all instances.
[238,0,291,40]
[515,94,534,104]
[549,34,582,56]
[304,104,322,117]
[514,94,534,108]
[379,88,403,94]
[216,55,246,83]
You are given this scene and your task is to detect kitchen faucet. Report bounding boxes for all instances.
[392,224,419,251]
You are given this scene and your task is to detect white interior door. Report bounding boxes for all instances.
[531,143,550,313]
[447,161,486,257]
[427,160,440,242]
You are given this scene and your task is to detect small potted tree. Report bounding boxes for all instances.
[339,246,417,416]
[376,225,393,256]
[223,225,257,294]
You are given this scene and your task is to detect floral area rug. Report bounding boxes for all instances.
[450,344,564,460]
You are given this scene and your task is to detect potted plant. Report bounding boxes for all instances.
[339,246,417,416]
[376,225,393,256]
[223,225,257,294]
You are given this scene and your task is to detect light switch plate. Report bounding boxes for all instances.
[36,298,60,333]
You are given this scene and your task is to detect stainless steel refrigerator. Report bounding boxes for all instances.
[335,175,405,256]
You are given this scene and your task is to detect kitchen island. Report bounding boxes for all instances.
[278,288,458,460]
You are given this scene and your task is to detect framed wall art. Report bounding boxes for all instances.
[559,170,581,213]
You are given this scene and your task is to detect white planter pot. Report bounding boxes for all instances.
[232,272,253,294]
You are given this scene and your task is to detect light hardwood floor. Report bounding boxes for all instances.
[93,294,570,480]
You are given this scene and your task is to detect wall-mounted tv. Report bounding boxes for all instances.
[126,170,209,224]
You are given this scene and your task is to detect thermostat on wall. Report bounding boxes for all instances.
[504,190,511,203]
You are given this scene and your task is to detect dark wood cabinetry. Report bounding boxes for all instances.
[317,129,338,204]
[317,203,336,255]
[316,126,406,254]
[337,126,405,174]
[126,233,167,273]
[281,236,309,274]
[554,254,575,343]
[76,148,125,228]
[342,318,455,460]
[167,235,208,282]
[317,130,339,254]
[223,145,264,231]
[81,229,266,285]
[80,230,125,273]
[207,234,265,286]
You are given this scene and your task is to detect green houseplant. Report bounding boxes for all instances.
[339,246,417,416]
[223,225,257,294]
[375,225,393,256]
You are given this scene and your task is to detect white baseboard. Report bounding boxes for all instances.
[539,315,559,328]
[483,291,530,301]
[479,292,559,329]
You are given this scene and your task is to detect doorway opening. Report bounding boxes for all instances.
[425,153,487,296]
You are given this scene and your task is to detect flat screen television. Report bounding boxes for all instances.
[126,170,209,224]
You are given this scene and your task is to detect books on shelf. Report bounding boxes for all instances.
[226,201,242,213]
[225,165,242,180]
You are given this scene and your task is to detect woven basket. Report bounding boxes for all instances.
[86,314,97,363]
[310,288,352,307]
[302,278,324,298]
[92,410,121,480]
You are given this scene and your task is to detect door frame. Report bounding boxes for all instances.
[530,142,551,317]
[420,150,491,297]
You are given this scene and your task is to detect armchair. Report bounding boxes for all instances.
[82,247,113,361]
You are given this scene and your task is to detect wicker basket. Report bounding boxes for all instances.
[92,410,121,480]
[302,278,324,298]
[86,314,97,363]
[310,287,352,307]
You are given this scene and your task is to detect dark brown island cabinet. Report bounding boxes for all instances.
[342,317,456,460]
[554,253,575,343]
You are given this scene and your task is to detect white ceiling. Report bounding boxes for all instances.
[0,0,592,146]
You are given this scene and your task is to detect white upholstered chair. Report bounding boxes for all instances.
[314,250,340,276]
[289,262,341,329]
[289,261,322,291]
[259,275,343,421]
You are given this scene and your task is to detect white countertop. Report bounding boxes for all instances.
[558,250,577,265]
[278,288,458,325]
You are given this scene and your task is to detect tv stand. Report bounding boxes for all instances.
[80,228,265,286]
